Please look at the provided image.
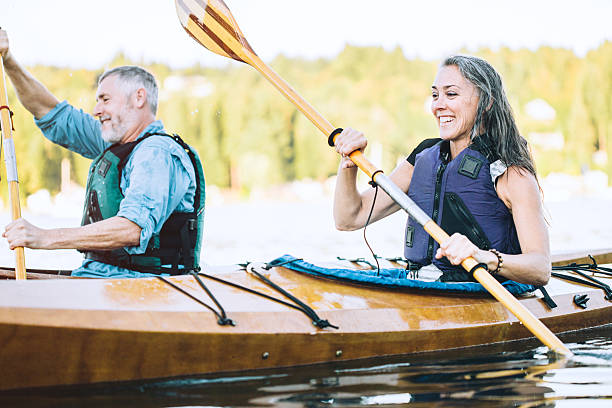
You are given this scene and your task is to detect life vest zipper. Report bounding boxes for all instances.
[427,162,447,259]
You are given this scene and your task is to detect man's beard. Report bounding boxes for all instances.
[101,103,136,143]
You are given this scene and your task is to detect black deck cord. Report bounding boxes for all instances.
[335,256,376,268]
[553,259,612,299]
[550,255,612,300]
[253,265,339,329]
[189,272,235,326]
[553,264,612,278]
[551,271,612,301]
[199,269,339,329]
[376,255,408,266]
[363,176,382,276]
[586,254,612,274]
[566,268,612,297]
[197,270,309,313]
[537,285,558,309]
[156,276,236,326]
[554,255,612,277]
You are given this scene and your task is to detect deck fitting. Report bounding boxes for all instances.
[574,294,589,309]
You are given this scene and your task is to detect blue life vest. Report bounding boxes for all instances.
[404,136,521,282]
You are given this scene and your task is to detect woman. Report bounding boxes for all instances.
[333,55,550,286]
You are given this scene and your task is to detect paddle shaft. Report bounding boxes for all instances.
[246,53,380,178]
[0,55,26,280]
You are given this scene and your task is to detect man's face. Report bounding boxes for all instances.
[94,75,137,143]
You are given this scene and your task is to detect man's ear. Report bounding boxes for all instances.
[134,88,147,109]
[486,97,494,112]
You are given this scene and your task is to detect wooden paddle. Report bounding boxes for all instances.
[174,0,573,356]
[0,54,26,280]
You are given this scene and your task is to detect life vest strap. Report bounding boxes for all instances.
[84,251,198,275]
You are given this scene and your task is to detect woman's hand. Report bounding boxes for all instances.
[334,128,367,169]
[436,233,498,270]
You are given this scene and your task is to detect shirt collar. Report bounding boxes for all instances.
[136,120,165,141]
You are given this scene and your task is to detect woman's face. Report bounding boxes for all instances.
[431,65,480,143]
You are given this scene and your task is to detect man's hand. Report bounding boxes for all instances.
[0,28,58,119]
[3,218,48,249]
[0,28,12,60]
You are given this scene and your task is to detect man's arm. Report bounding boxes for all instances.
[0,29,59,119]
[2,30,106,159]
[3,217,141,251]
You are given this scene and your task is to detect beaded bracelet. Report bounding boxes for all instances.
[488,248,503,275]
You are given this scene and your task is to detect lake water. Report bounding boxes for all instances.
[1,185,612,269]
[0,187,611,406]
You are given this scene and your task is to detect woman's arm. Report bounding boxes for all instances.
[333,128,414,230]
[436,167,550,286]
[494,167,551,285]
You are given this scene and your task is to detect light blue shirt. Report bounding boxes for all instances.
[35,101,197,278]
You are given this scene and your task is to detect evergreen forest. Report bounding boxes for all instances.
[3,42,611,200]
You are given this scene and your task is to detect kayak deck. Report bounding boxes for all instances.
[0,254,610,390]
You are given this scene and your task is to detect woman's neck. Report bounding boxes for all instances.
[450,137,471,159]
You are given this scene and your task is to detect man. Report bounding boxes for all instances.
[0,29,205,278]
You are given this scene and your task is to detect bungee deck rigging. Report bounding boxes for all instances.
[157,273,235,326]
[155,261,339,329]
[552,257,612,300]
[152,253,612,335]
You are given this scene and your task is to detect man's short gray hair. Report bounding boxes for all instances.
[98,66,159,115]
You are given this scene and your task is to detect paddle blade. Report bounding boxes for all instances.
[175,0,257,63]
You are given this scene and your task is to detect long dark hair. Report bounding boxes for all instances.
[442,55,536,176]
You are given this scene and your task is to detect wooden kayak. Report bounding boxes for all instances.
[0,249,610,391]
